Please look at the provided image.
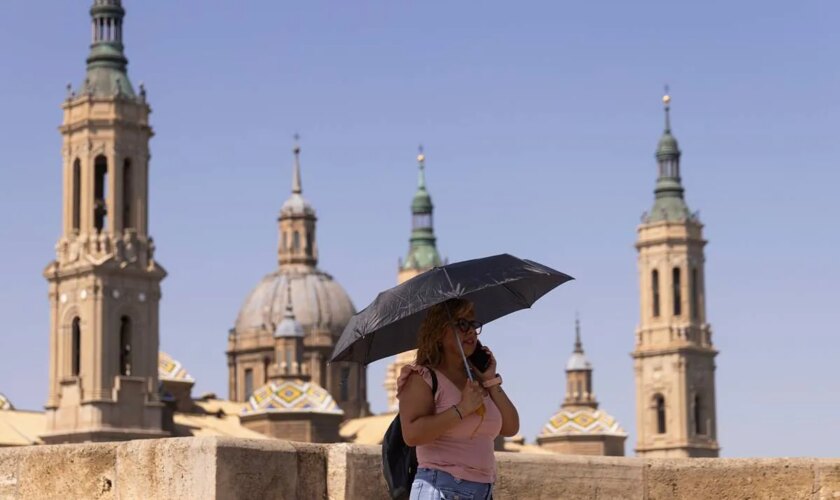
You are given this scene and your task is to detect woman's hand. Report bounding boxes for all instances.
[457,380,485,416]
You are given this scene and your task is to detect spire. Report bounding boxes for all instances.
[274,281,304,338]
[573,312,583,354]
[83,0,136,97]
[292,134,302,194]
[645,87,693,224]
[416,145,427,192]
[401,145,442,273]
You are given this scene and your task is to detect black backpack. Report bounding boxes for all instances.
[382,370,438,500]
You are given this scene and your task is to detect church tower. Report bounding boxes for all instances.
[537,317,626,456]
[41,0,167,443]
[384,147,444,411]
[632,91,720,457]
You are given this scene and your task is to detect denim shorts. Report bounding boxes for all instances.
[410,467,493,500]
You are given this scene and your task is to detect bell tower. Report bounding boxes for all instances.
[384,147,445,411]
[632,90,719,457]
[41,0,167,443]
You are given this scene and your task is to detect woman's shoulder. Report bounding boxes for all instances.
[397,363,435,395]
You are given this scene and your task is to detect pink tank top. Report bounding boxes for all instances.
[397,364,502,483]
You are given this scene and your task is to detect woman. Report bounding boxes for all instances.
[397,298,520,500]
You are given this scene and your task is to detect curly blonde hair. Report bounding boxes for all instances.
[415,298,474,368]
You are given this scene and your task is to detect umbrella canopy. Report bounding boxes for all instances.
[330,254,573,365]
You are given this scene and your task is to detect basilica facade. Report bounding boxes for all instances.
[0,0,719,458]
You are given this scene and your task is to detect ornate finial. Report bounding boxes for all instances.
[574,312,583,353]
[291,134,302,194]
[663,85,672,133]
[416,144,427,190]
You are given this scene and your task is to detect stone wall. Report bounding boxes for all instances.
[0,437,838,499]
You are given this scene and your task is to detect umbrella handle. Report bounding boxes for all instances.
[446,305,474,382]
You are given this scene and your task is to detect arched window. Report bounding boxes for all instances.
[122,159,133,230]
[244,368,254,397]
[655,394,666,434]
[652,270,660,317]
[71,317,81,376]
[672,268,682,316]
[93,155,108,232]
[72,160,81,232]
[306,232,313,257]
[292,231,300,253]
[694,394,705,435]
[691,268,699,320]
[119,316,132,376]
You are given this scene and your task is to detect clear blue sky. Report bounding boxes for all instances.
[1,1,838,457]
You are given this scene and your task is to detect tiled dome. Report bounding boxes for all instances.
[243,379,343,415]
[0,393,13,411]
[540,408,626,437]
[234,269,355,340]
[158,351,194,382]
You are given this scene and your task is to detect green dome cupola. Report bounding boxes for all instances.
[82,0,136,97]
[646,90,694,223]
[401,146,442,273]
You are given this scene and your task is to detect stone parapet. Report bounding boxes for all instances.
[0,438,838,499]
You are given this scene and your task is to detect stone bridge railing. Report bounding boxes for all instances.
[0,437,838,499]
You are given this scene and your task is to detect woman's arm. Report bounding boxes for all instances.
[487,383,519,437]
[474,347,520,437]
[399,372,484,446]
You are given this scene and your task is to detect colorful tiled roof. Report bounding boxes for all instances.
[540,408,626,437]
[243,379,343,415]
[159,352,195,382]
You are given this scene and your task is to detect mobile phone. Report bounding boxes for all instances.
[468,340,491,373]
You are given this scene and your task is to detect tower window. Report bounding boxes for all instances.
[694,394,705,435]
[119,316,132,376]
[122,159,133,230]
[292,231,300,253]
[576,381,582,398]
[93,155,108,232]
[263,357,270,383]
[340,366,351,402]
[306,232,313,257]
[281,232,287,252]
[672,267,682,316]
[71,317,81,376]
[244,368,253,397]
[413,213,432,230]
[691,268,699,320]
[652,270,660,317]
[72,159,81,232]
[655,394,666,434]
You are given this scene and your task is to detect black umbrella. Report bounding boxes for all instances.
[330,254,573,370]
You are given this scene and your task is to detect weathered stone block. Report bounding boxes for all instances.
[289,442,329,500]
[815,460,840,500]
[645,458,816,500]
[495,453,644,500]
[215,438,299,499]
[15,442,117,500]
[116,437,216,499]
[327,443,390,500]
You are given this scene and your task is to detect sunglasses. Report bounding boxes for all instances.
[452,319,483,335]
